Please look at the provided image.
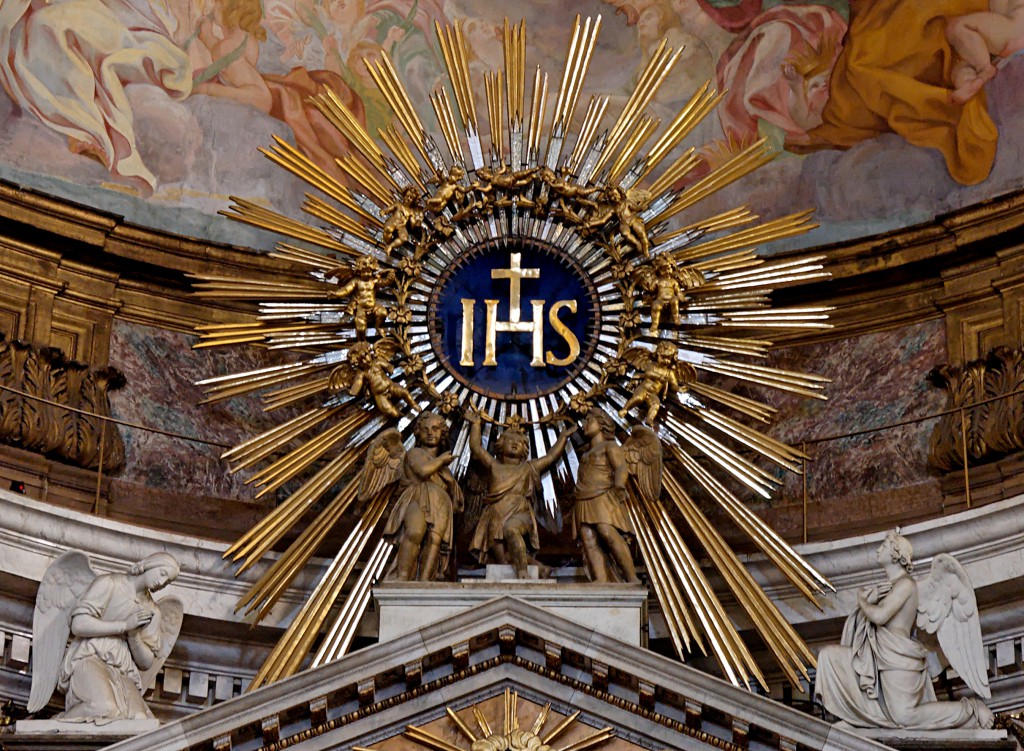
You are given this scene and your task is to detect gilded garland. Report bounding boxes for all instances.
[194,17,835,693]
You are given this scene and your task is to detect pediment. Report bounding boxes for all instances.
[102,597,888,751]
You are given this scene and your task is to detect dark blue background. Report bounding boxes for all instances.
[433,246,594,398]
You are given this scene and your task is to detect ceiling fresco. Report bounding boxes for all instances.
[0,0,1021,251]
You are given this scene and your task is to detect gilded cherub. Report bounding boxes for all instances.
[424,165,474,226]
[381,185,424,255]
[637,254,705,335]
[585,185,652,257]
[328,339,418,419]
[618,341,697,424]
[536,166,599,219]
[327,255,395,339]
[473,164,537,210]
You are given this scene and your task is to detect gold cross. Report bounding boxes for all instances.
[491,253,539,323]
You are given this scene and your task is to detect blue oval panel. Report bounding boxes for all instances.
[429,243,599,400]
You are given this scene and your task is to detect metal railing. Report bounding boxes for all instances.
[0,382,1018,543]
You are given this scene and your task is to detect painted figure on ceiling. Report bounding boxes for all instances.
[0,0,193,193]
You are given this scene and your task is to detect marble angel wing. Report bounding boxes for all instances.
[357,428,405,502]
[916,553,990,699]
[622,426,663,503]
[28,550,97,712]
[139,596,184,692]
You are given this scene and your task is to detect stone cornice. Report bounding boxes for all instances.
[3,489,1023,642]
[743,493,1024,627]
[101,597,892,751]
[0,489,323,627]
[4,179,1024,340]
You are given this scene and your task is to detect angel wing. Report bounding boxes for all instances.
[622,346,654,372]
[28,550,97,712]
[673,360,697,385]
[358,429,405,502]
[323,265,356,288]
[622,427,663,504]
[916,553,990,699]
[373,337,401,365]
[139,596,184,693]
[636,266,657,292]
[678,266,705,289]
[328,362,358,394]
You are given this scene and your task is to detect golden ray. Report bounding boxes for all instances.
[219,198,357,255]
[652,138,775,224]
[592,39,680,177]
[195,15,835,696]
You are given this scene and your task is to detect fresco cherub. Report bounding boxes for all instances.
[946,0,1024,104]
[190,0,361,184]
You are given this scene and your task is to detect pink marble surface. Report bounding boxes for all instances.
[108,320,287,501]
[754,320,948,507]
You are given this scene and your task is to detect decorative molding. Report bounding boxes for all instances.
[0,338,126,473]
[95,598,892,751]
[2,180,1024,349]
[927,347,1024,472]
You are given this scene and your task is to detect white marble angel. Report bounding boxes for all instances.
[815,529,994,730]
[28,550,182,723]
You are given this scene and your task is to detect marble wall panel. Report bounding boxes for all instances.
[108,320,287,502]
[752,319,948,508]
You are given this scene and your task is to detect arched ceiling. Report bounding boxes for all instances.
[0,0,1021,253]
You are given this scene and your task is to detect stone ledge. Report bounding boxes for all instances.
[375,580,649,646]
[837,726,1015,751]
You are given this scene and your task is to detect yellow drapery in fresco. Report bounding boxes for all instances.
[808,0,998,186]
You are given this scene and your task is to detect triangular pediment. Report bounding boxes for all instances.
[101,597,889,751]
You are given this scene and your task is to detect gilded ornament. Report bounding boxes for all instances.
[381,185,425,255]
[327,255,394,339]
[618,342,697,425]
[196,15,837,691]
[358,416,463,582]
[637,254,706,335]
[328,340,417,419]
[570,408,660,583]
[466,410,575,578]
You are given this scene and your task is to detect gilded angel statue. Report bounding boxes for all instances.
[570,408,662,583]
[328,339,418,419]
[381,185,425,255]
[815,529,994,730]
[358,414,463,581]
[618,342,697,425]
[583,185,652,257]
[326,256,395,339]
[28,551,182,723]
[636,255,705,335]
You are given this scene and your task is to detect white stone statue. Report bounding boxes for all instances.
[27,550,182,723]
[815,529,994,730]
